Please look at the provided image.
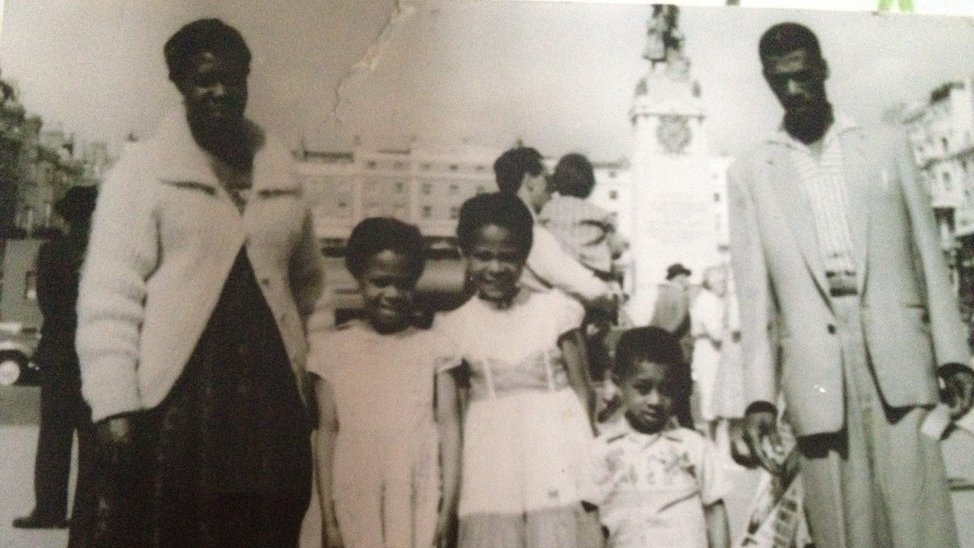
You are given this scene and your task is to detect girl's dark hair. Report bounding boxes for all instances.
[345,217,426,282]
[553,153,596,198]
[456,192,533,259]
[614,327,691,390]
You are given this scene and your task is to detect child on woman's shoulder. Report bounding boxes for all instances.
[582,326,731,548]
[307,217,462,548]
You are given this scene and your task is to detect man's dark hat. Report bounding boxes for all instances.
[54,185,98,224]
[666,263,692,280]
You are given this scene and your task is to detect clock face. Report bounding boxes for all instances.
[657,115,692,154]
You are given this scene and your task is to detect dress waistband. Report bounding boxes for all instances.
[468,351,570,401]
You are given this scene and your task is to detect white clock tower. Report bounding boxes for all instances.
[627,5,723,325]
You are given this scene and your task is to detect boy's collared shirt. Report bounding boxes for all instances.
[582,420,731,548]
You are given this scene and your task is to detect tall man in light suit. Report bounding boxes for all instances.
[728,23,974,547]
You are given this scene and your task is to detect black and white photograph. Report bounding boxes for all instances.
[1,1,974,547]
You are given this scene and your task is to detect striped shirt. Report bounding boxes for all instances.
[770,115,859,277]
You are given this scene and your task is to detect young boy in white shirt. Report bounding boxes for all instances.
[582,326,731,548]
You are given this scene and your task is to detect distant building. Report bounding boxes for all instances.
[0,71,114,238]
[297,145,497,251]
[0,67,116,326]
[296,143,733,279]
[901,77,974,282]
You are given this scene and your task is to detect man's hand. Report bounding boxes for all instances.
[742,409,785,475]
[942,365,974,420]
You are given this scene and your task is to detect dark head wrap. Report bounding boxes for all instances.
[164,18,251,84]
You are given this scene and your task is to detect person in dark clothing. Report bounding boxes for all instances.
[13,185,98,547]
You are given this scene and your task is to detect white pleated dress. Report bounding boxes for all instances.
[436,289,593,547]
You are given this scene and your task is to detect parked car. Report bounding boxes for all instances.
[0,322,40,386]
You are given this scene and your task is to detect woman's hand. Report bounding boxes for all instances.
[95,413,142,468]
[96,415,135,446]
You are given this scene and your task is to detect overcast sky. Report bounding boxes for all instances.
[2,1,974,161]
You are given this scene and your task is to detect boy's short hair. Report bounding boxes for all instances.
[613,326,691,392]
[345,217,426,282]
[553,153,596,198]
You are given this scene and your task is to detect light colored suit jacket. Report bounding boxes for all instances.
[727,123,969,436]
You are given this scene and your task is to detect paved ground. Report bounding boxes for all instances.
[2,386,972,547]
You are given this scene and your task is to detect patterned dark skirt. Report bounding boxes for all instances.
[89,250,312,548]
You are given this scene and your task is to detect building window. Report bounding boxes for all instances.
[609,190,618,200]
[449,164,458,171]
[421,205,432,219]
[449,183,459,195]
[421,182,432,195]
[449,206,460,219]
[367,160,377,169]
[395,181,405,192]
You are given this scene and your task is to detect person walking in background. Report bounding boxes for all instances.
[649,263,694,380]
[582,327,730,548]
[309,217,462,548]
[14,186,98,548]
[710,269,747,460]
[76,19,327,546]
[728,22,974,547]
[437,192,601,547]
[689,264,728,442]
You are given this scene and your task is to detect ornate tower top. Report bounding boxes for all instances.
[642,5,690,79]
[634,3,701,105]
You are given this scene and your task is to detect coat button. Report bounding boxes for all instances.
[827,324,837,334]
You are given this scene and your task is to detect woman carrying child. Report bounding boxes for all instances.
[436,192,600,547]
[582,327,731,548]
[309,217,462,548]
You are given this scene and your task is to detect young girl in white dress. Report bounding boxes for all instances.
[308,217,462,548]
[436,192,600,547]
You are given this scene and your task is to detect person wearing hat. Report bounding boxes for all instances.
[14,185,98,548]
[648,263,695,427]
[650,263,693,341]
[76,19,327,546]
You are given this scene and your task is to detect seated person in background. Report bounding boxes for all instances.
[582,327,730,548]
